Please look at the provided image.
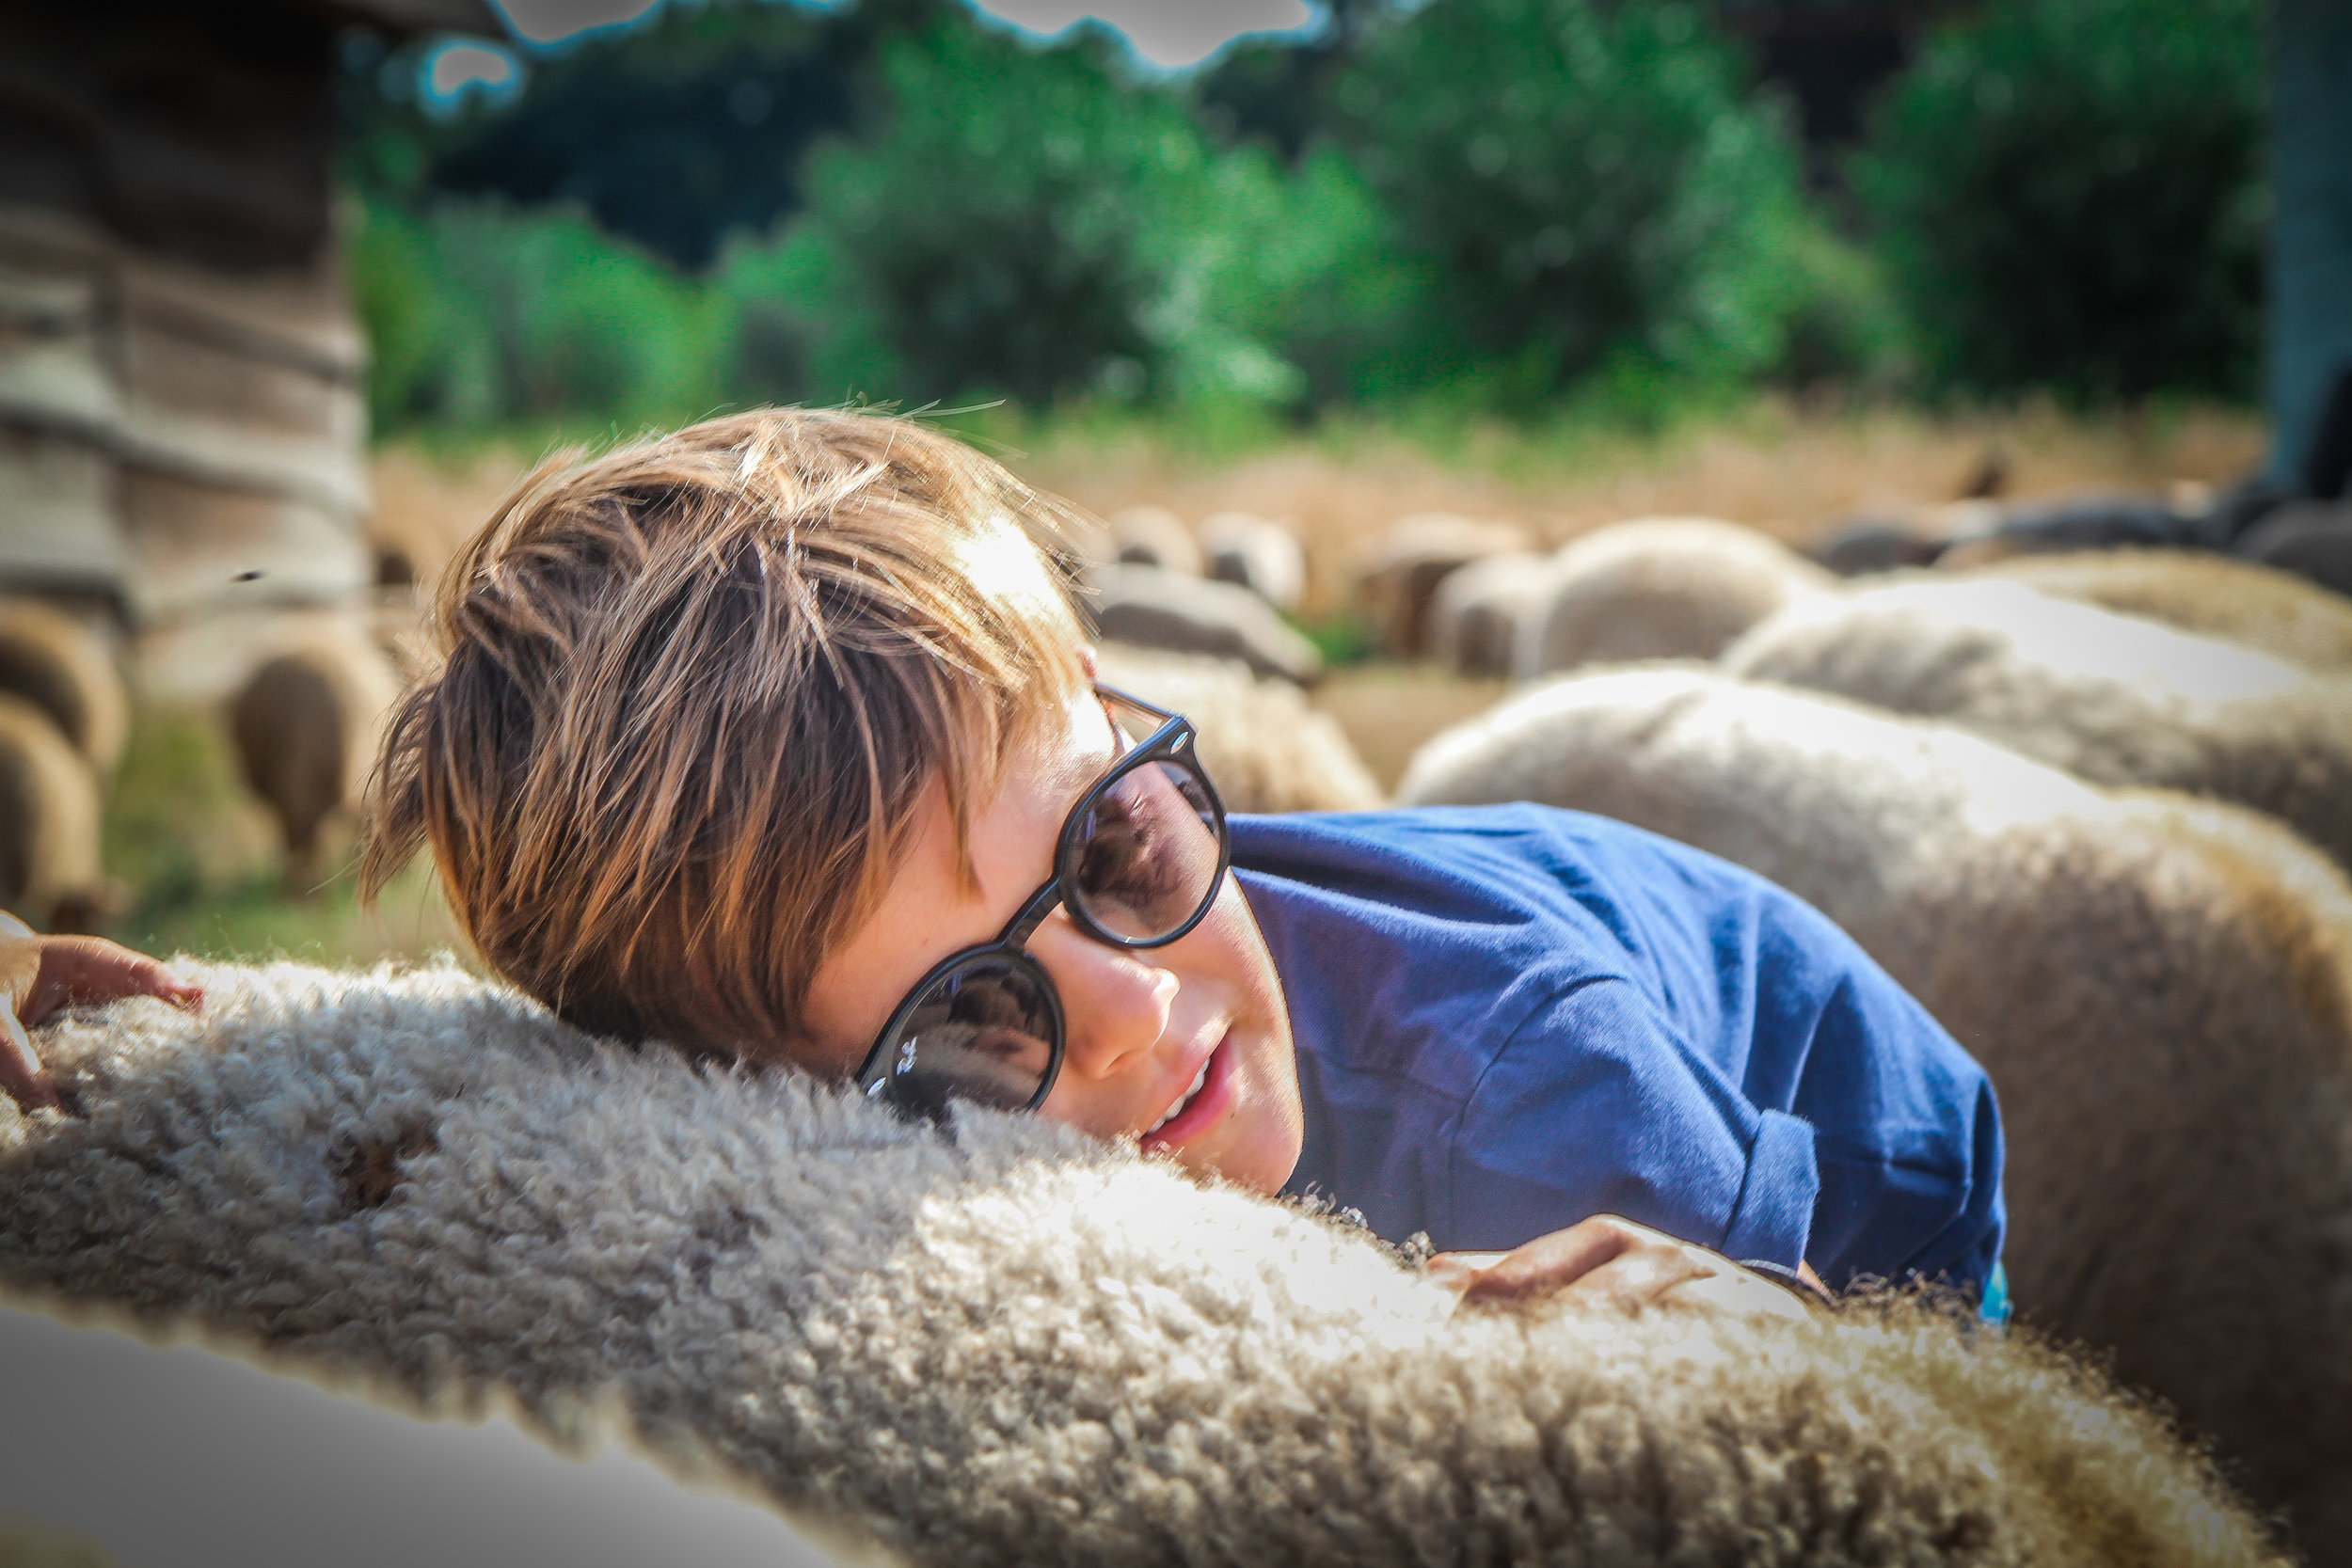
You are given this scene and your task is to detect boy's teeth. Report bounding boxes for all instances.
[1145,1060,1213,1136]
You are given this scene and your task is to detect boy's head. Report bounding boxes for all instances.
[367,409,1304,1190]
[366,409,1091,1054]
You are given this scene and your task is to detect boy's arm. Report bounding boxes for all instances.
[0,913,203,1112]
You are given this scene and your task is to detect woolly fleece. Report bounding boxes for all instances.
[1398,666,2352,1555]
[1966,547,2352,673]
[1723,576,2352,869]
[1095,642,1383,814]
[0,959,2285,1567]
[1516,519,1836,680]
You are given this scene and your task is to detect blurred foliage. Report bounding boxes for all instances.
[1853,0,2265,401]
[421,2,950,270]
[340,0,2264,438]
[354,195,726,430]
[730,13,1425,412]
[1334,0,1817,393]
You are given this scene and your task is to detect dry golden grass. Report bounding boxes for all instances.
[1011,401,2264,617]
[358,401,2265,821]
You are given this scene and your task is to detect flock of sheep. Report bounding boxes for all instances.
[1077,502,2352,1554]
[0,602,400,926]
[7,482,2352,1550]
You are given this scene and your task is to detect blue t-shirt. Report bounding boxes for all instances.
[1230,805,2004,1294]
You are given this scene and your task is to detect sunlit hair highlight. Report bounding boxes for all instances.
[362,408,1090,1056]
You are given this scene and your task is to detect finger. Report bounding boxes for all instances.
[1423,1251,1508,1292]
[1456,1216,1642,1305]
[1665,1268,1815,1323]
[0,1003,57,1113]
[24,942,200,1026]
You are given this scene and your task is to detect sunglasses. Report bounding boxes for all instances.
[852,685,1231,1122]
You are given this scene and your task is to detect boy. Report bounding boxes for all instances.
[339,408,1998,1316]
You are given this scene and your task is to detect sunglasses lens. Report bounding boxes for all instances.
[1070,757,1223,942]
[869,954,1058,1119]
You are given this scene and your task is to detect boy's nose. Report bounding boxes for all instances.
[1029,919,1176,1083]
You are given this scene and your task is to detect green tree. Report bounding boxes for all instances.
[1854,0,2265,402]
[756,17,1306,409]
[1334,0,1812,393]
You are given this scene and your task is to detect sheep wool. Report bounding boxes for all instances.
[1428,550,1552,679]
[0,959,2287,1567]
[0,690,111,932]
[1516,518,1836,681]
[228,628,404,893]
[1967,546,2352,673]
[1398,665,2352,1557]
[1723,576,2352,869]
[0,596,129,776]
[1095,642,1384,813]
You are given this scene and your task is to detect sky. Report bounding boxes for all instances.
[485,0,1317,68]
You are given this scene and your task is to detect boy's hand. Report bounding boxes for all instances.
[1426,1214,1823,1322]
[0,916,202,1113]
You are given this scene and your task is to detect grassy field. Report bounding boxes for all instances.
[113,398,2264,971]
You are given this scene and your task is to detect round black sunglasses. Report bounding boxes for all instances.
[853,686,1231,1122]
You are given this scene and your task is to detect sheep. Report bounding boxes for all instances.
[1398,664,2352,1550]
[1105,504,1202,576]
[1427,550,1550,678]
[1967,547,2352,672]
[0,596,129,777]
[228,629,403,895]
[2237,499,2352,597]
[0,956,2290,1567]
[1085,562,1324,687]
[1515,517,1837,680]
[1094,642,1384,814]
[1199,512,1307,611]
[1722,576,2352,869]
[1354,514,1532,657]
[0,693,115,932]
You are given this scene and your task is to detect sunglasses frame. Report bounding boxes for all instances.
[853,685,1231,1116]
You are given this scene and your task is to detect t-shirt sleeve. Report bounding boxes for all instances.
[1445,976,1821,1268]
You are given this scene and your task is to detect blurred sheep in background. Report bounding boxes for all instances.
[229,628,402,895]
[1095,642,1382,814]
[1515,517,1836,680]
[1199,511,1305,611]
[1085,562,1323,687]
[0,598,129,779]
[1723,577,2352,869]
[1354,514,1531,658]
[1105,504,1202,576]
[0,692,114,932]
[1399,663,2352,1549]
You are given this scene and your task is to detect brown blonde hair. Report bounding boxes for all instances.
[363,408,1090,1056]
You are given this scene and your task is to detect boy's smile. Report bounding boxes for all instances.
[791,675,1306,1194]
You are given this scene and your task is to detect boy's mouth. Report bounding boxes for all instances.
[1140,1032,1232,1150]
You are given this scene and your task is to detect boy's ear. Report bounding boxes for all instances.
[1078,642,1100,681]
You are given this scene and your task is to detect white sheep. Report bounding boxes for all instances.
[1966,546,2352,672]
[1426,550,1550,678]
[1086,562,1324,687]
[0,957,2288,1567]
[1515,517,1836,680]
[1094,642,1384,814]
[1354,513,1532,657]
[1398,663,2352,1548]
[0,596,129,777]
[1199,512,1307,611]
[1723,575,2352,869]
[228,628,403,895]
[0,693,114,932]
[1105,504,1202,576]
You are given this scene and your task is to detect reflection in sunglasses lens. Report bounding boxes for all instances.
[1073,759,1220,941]
[880,957,1057,1118]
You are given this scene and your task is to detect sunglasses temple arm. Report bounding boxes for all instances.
[995,879,1067,949]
